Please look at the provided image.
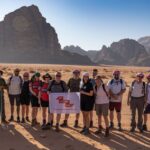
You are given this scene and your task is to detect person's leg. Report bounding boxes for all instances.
[26,105,30,121]
[74,113,80,128]
[90,111,93,127]
[130,98,136,132]
[60,114,69,127]
[95,115,102,134]
[9,95,14,121]
[42,107,47,125]
[16,95,21,122]
[2,94,6,122]
[56,114,61,132]
[109,102,114,128]
[137,99,144,132]
[83,111,90,134]
[21,105,25,123]
[104,115,109,137]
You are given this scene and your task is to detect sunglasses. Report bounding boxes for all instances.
[56,75,61,77]
[24,76,29,77]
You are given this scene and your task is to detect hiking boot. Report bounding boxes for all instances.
[118,123,122,131]
[130,127,135,133]
[109,122,114,129]
[17,116,20,123]
[142,124,147,131]
[138,128,143,133]
[55,123,60,132]
[74,120,79,128]
[80,126,86,133]
[82,128,90,135]
[95,125,103,134]
[21,118,25,123]
[90,121,93,128]
[9,116,14,122]
[60,120,68,127]
[105,128,109,137]
[26,116,30,122]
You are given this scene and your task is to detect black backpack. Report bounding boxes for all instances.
[49,80,65,92]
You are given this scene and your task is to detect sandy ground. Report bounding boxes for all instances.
[0,63,150,150]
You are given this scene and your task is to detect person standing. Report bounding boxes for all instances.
[143,74,150,131]
[108,70,126,131]
[29,72,42,126]
[0,70,7,123]
[60,70,81,128]
[127,73,146,133]
[80,72,94,135]
[39,73,52,129]
[94,75,109,137]
[89,69,98,127]
[48,72,68,132]
[20,72,30,123]
[8,68,23,122]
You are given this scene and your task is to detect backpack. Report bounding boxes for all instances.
[131,80,146,96]
[49,80,65,92]
[9,75,23,88]
[95,84,109,98]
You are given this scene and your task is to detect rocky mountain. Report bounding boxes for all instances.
[63,45,97,61]
[138,36,150,53]
[95,39,150,66]
[0,5,93,65]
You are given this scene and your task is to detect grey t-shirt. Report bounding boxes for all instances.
[48,80,68,93]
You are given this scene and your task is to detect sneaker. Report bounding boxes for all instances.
[60,120,68,128]
[83,128,90,135]
[26,117,30,122]
[105,128,109,137]
[74,120,79,128]
[21,118,25,123]
[130,127,135,132]
[139,128,143,133]
[95,126,103,134]
[90,121,93,128]
[143,124,147,131]
[17,117,20,123]
[9,116,14,122]
[109,122,114,129]
[55,123,60,132]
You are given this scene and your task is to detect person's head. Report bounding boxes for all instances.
[146,74,150,83]
[55,72,62,82]
[82,72,89,83]
[14,68,20,76]
[93,69,98,78]
[95,75,103,86]
[73,70,80,79]
[23,72,29,80]
[34,72,40,81]
[43,73,52,83]
[136,72,144,82]
[113,70,120,80]
[0,70,3,77]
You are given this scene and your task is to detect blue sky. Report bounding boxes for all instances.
[0,0,150,50]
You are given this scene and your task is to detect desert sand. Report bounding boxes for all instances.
[0,63,150,150]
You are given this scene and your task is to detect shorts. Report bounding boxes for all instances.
[95,104,109,116]
[109,102,122,112]
[144,104,150,114]
[31,95,40,107]
[41,100,49,108]
[80,98,95,112]
[20,94,30,105]
[9,94,20,106]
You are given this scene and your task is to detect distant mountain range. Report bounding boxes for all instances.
[0,5,149,66]
[64,38,150,66]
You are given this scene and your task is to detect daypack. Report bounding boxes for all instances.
[131,80,146,96]
[49,80,65,92]
[9,75,23,88]
[95,84,109,98]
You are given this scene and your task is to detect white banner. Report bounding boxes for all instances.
[49,92,80,114]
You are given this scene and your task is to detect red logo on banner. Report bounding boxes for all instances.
[56,96,74,107]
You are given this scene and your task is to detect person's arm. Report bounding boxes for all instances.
[29,83,37,97]
[127,87,132,106]
[118,81,126,96]
[80,90,94,96]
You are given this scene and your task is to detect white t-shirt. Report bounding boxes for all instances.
[107,79,126,102]
[147,83,150,104]
[8,76,22,95]
[95,84,109,104]
[130,81,145,98]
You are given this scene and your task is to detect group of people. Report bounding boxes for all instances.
[0,68,150,137]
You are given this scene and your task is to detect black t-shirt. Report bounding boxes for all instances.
[80,81,93,101]
[21,80,30,96]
